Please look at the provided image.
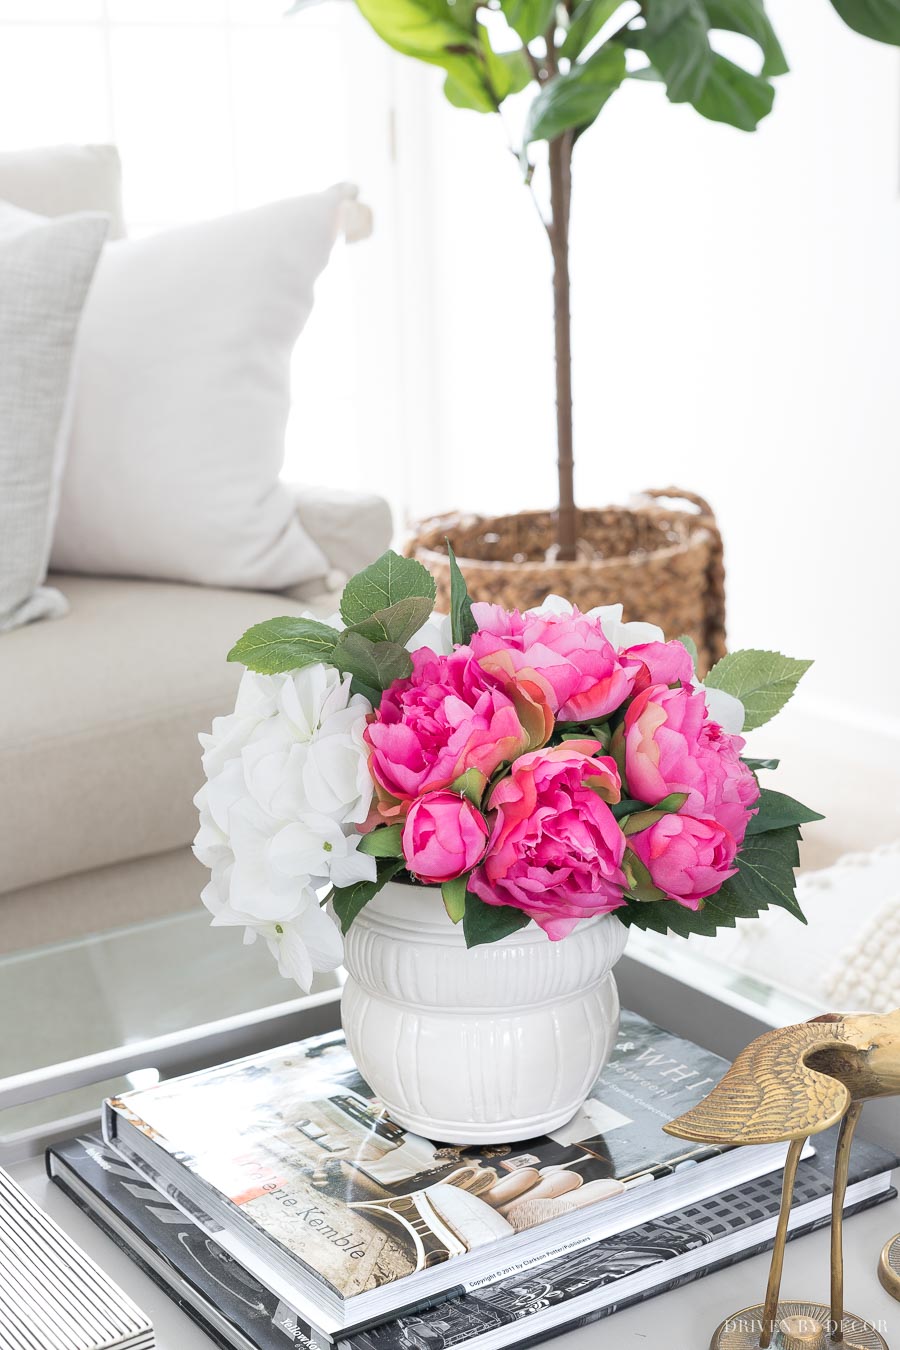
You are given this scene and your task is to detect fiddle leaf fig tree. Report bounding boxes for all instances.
[292,0,900,560]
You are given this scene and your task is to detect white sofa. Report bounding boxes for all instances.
[0,147,392,951]
[0,489,391,953]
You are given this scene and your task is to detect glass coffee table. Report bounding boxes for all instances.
[4,908,898,1350]
[0,894,826,1167]
[0,908,342,1163]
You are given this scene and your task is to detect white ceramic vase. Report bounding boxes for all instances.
[339,880,629,1144]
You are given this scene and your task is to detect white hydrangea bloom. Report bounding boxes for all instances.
[193,660,375,991]
[700,684,745,734]
[406,613,453,655]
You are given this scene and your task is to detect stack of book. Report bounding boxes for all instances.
[47,1011,897,1350]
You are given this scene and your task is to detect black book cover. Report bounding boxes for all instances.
[48,1129,896,1350]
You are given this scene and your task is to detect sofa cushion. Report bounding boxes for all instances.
[0,848,206,954]
[50,188,360,592]
[0,145,126,239]
[0,204,108,632]
[0,574,340,897]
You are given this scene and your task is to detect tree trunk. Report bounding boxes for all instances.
[548,133,575,561]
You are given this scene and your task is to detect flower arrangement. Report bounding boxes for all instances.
[194,550,820,989]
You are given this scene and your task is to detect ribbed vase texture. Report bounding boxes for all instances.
[339,881,628,1144]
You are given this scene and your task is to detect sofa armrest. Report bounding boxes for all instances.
[283,484,393,598]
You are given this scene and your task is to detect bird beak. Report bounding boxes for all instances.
[851,1010,900,1095]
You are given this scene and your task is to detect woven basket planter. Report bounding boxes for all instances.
[407,487,726,675]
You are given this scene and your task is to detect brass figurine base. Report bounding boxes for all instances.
[878,1234,900,1302]
[709,1301,888,1350]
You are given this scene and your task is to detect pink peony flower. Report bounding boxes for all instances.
[623,684,759,844]
[620,639,694,694]
[470,603,634,723]
[628,813,738,909]
[401,791,489,884]
[363,647,550,824]
[468,742,627,940]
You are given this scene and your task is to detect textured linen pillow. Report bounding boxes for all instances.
[0,203,108,632]
[51,185,360,591]
[0,145,125,239]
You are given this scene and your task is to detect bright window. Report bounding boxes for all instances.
[0,0,405,511]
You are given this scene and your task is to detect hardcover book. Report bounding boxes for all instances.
[47,1131,896,1350]
[101,1011,805,1337]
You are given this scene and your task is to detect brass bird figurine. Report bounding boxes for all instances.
[665,1009,900,1350]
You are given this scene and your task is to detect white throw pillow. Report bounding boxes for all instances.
[51,186,359,591]
[0,145,126,239]
[0,203,108,632]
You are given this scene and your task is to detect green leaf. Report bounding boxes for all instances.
[355,0,474,58]
[442,875,468,922]
[495,47,536,97]
[658,791,689,811]
[676,633,699,665]
[622,808,668,836]
[524,43,626,143]
[348,596,435,646]
[451,767,487,805]
[628,62,666,80]
[463,892,531,947]
[636,0,776,130]
[742,757,780,771]
[331,859,405,934]
[610,796,651,820]
[610,721,626,782]
[705,649,812,730]
[619,824,807,936]
[623,850,667,900]
[358,824,405,857]
[718,824,807,920]
[829,0,900,44]
[499,0,556,43]
[692,51,775,131]
[447,540,477,645]
[340,550,436,631]
[443,55,501,111]
[561,725,610,750]
[640,0,712,104]
[560,0,626,60]
[333,630,413,692]
[746,788,824,836]
[227,617,340,673]
[706,0,788,77]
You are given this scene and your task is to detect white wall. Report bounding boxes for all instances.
[2,1,896,727]
[393,1,900,723]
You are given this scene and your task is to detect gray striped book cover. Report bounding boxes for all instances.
[0,1165,154,1350]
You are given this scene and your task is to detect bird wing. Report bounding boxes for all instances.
[664,1022,852,1145]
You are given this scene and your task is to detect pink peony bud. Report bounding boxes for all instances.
[627,813,738,909]
[401,791,489,884]
[624,683,759,845]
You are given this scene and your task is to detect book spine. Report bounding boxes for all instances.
[101,1098,119,1148]
[340,1285,467,1340]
